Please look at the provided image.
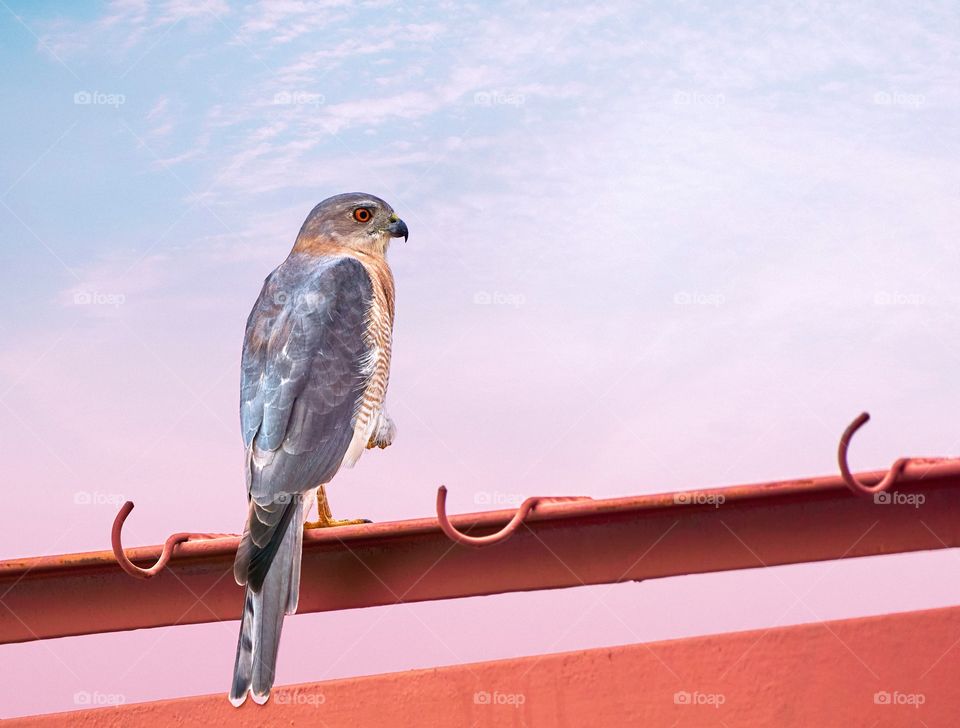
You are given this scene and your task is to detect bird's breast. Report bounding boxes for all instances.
[354,254,395,421]
[338,252,396,467]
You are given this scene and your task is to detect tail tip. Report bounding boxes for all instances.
[229,686,271,707]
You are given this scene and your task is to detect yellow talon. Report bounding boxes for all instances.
[304,485,371,529]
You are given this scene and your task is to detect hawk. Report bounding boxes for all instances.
[229,193,408,706]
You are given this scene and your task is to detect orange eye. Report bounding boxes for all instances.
[353,207,372,223]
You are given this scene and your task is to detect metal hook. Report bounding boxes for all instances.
[111,501,194,579]
[837,412,909,496]
[436,486,590,547]
[436,486,542,547]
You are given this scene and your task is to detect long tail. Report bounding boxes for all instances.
[229,495,305,706]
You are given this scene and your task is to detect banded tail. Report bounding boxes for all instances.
[229,495,305,706]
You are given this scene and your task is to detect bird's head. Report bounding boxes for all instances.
[293,192,408,256]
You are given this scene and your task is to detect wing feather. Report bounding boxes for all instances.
[239,253,372,505]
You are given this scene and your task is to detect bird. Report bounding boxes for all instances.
[229,193,408,706]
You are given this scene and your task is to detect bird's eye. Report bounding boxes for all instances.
[353,207,373,223]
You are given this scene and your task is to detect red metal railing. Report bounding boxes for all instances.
[4,456,960,644]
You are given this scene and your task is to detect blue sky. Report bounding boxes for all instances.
[2,0,960,717]
[3,1,958,338]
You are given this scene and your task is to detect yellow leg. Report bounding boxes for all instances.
[304,485,370,529]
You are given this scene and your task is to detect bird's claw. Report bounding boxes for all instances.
[304,517,372,529]
[367,412,396,449]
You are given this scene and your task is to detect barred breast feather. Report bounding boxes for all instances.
[341,251,395,468]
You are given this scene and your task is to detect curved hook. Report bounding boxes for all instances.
[436,486,541,547]
[112,501,193,579]
[838,412,909,496]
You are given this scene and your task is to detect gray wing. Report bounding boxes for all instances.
[235,254,372,588]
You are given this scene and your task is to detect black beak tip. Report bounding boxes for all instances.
[389,219,409,243]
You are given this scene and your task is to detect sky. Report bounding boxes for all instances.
[1,0,960,719]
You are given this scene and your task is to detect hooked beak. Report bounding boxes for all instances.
[387,215,408,243]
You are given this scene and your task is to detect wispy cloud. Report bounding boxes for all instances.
[39,0,230,59]
[233,0,353,45]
